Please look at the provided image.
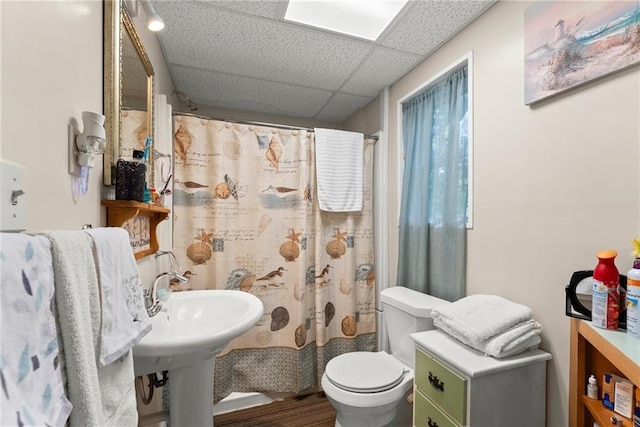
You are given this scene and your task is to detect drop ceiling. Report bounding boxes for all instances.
[150,0,496,123]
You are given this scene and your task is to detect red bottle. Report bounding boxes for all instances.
[592,250,620,330]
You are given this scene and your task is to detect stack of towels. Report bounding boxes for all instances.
[0,228,151,427]
[430,294,542,358]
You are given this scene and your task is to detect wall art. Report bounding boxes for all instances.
[525,1,640,104]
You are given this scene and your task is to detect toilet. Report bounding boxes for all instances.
[321,286,450,427]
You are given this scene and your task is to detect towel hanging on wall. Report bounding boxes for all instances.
[0,233,72,427]
[84,227,151,366]
[42,230,139,427]
[314,128,364,212]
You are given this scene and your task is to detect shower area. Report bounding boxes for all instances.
[169,113,382,406]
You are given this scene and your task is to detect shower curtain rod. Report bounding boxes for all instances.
[172,111,379,142]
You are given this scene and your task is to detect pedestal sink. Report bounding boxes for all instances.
[133,289,264,427]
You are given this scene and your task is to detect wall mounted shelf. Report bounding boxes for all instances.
[101,200,170,259]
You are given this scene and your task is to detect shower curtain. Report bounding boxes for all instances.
[171,115,376,401]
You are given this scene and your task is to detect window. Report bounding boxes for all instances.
[398,54,473,229]
[395,53,472,300]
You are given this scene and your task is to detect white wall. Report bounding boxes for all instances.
[363,1,639,425]
[1,1,105,230]
[1,0,180,267]
[0,1,176,418]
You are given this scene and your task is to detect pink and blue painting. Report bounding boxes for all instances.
[525,1,640,105]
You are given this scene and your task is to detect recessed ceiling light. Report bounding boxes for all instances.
[284,0,408,41]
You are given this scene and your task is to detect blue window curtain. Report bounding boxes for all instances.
[397,67,468,301]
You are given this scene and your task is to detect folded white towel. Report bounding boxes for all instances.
[481,320,542,358]
[43,231,138,427]
[436,317,542,358]
[314,128,364,212]
[0,233,72,427]
[84,227,151,366]
[430,294,532,345]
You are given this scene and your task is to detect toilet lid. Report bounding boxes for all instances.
[325,352,405,393]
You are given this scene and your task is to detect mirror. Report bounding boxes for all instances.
[565,270,628,329]
[104,0,155,186]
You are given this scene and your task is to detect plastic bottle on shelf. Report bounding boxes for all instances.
[587,374,598,399]
[591,250,620,330]
[626,258,640,339]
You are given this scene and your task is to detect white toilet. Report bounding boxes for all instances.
[321,286,449,427]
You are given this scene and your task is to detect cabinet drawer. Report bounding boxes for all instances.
[415,349,466,425]
[414,389,460,427]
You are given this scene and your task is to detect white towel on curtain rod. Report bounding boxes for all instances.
[314,128,364,212]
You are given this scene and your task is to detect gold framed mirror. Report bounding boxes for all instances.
[104,0,155,186]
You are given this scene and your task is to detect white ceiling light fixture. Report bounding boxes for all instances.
[284,0,408,41]
[140,0,165,32]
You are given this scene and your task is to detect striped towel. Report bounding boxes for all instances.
[314,128,364,212]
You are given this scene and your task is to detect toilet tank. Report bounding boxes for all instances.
[380,286,450,368]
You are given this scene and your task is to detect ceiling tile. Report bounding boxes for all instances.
[380,1,494,55]
[170,65,334,118]
[149,0,495,123]
[188,0,283,19]
[155,1,373,91]
[314,93,374,123]
[341,47,422,97]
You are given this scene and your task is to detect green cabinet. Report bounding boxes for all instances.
[415,348,466,424]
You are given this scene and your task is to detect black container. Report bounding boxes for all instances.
[116,158,146,201]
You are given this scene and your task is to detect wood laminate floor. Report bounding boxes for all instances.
[213,393,336,427]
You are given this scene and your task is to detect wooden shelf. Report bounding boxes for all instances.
[577,321,640,386]
[570,318,639,427]
[101,200,170,259]
[582,396,633,427]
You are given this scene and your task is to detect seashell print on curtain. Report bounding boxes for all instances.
[171,116,376,402]
[120,109,149,157]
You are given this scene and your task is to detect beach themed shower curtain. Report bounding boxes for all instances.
[120,109,149,155]
[171,115,376,401]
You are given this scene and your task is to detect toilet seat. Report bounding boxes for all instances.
[325,351,406,393]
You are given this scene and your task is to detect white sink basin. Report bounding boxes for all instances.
[133,289,264,427]
[134,289,264,375]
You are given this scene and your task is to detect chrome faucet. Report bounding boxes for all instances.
[155,250,184,275]
[144,271,188,317]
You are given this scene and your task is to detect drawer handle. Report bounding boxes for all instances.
[427,416,439,427]
[428,371,444,392]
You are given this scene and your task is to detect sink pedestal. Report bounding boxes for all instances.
[132,290,264,427]
[169,356,216,427]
